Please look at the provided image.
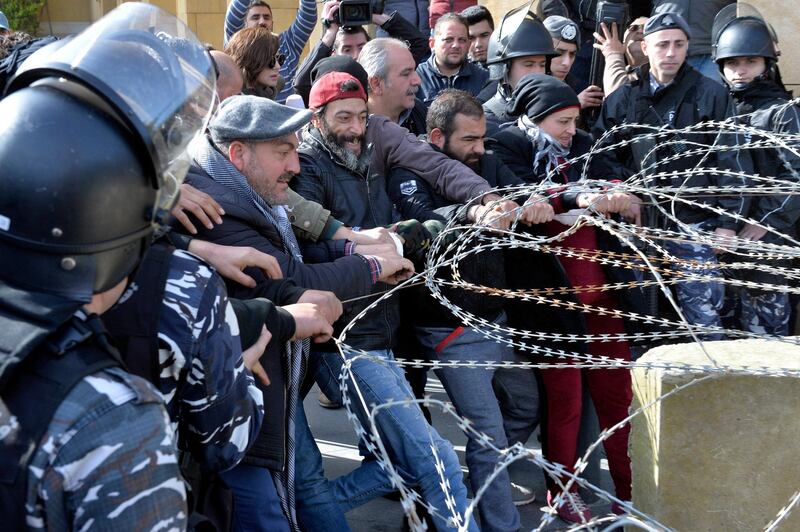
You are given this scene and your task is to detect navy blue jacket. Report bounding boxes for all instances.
[416,54,489,107]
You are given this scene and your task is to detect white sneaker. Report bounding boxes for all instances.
[510,481,536,506]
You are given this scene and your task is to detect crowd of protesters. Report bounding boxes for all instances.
[1,0,798,530]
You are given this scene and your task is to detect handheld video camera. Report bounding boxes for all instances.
[338,0,385,26]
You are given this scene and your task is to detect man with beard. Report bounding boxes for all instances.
[184,94,415,531]
[292,72,478,531]
[387,89,552,531]
[416,13,489,107]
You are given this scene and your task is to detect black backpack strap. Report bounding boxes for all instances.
[0,314,121,529]
[103,241,174,384]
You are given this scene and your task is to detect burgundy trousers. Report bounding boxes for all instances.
[539,308,633,501]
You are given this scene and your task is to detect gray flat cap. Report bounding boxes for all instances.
[209,94,312,145]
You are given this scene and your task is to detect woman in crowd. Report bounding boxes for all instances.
[712,4,800,336]
[491,74,646,523]
[225,27,285,99]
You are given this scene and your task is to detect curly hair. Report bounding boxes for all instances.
[224,27,280,89]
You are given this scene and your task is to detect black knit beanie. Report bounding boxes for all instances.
[505,73,580,121]
[311,55,370,94]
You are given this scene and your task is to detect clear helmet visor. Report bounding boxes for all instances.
[711,2,767,47]
[11,2,215,203]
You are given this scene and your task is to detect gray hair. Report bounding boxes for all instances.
[357,37,409,89]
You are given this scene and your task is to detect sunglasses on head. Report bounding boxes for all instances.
[269,52,286,69]
[628,23,642,32]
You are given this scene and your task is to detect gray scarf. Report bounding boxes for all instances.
[517,114,570,180]
[190,134,305,530]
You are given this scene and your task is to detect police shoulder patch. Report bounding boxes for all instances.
[400,180,418,196]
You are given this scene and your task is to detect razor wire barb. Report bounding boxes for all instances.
[330,98,800,531]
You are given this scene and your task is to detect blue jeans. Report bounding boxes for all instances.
[221,464,290,532]
[293,400,352,531]
[416,317,521,532]
[315,349,477,531]
[492,363,540,447]
[222,401,350,532]
[687,55,724,84]
[663,225,726,340]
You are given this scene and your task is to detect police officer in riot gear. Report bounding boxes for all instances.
[479,7,558,134]
[712,3,800,336]
[0,4,215,528]
[590,12,752,339]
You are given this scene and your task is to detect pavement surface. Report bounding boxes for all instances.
[305,373,617,531]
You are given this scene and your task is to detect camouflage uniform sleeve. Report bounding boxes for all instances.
[162,250,264,472]
[25,367,186,531]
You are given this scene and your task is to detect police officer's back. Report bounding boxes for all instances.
[0,4,215,528]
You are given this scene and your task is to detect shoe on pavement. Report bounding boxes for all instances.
[547,490,593,524]
[510,481,536,506]
[318,391,342,409]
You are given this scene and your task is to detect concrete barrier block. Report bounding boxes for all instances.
[631,339,800,530]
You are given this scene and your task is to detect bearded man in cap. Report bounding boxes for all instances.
[183,94,415,531]
[293,71,477,532]
[590,12,752,339]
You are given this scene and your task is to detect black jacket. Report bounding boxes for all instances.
[294,128,402,350]
[732,81,800,239]
[400,98,429,136]
[590,63,752,230]
[483,82,516,138]
[490,125,651,354]
[181,164,379,467]
[388,145,521,328]
[183,164,374,302]
[724,80,800,286]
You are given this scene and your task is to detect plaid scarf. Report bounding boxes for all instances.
[190,134,306,530]
[517,114,571,180]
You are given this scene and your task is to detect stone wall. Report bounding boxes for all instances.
[744,0,799,94]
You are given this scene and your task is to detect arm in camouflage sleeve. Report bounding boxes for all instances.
[286,187,344,242]
[25,368,187,530]
[163,253,265,473]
